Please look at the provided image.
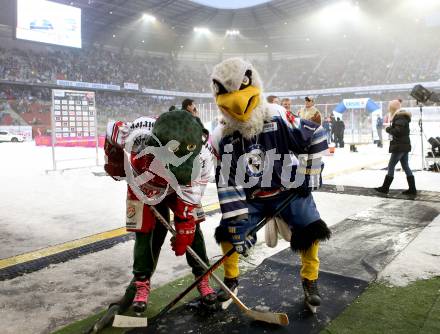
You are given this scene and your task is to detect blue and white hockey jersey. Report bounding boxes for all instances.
[211,103,328,221]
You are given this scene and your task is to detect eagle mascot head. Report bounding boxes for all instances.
[211,57,270,139]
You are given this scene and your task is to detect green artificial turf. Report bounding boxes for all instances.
[322,277,440,334]
[52,269,223,334]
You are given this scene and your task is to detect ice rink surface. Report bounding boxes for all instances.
[0,141,439,333]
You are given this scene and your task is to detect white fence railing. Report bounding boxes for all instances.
[196,100,440,145]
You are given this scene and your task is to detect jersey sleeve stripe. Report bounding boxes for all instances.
[222,208,248,220]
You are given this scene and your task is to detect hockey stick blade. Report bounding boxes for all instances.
[245,309,289,326]
[224,284,289,326]
[219,285,289,326]
[113,314,148,328]
[83,304,120,334]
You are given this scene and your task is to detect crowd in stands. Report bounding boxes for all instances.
[270,46,440,91]
[1,39,439,131]
[1,42,439,93]
[0,84,178,132]
[0,46,210,92]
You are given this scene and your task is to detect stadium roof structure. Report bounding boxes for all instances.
[44,0,339,53]
[0,0,408,54]
[188,0,274,9]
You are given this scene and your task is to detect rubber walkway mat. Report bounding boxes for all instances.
[318,184,440,203]
[317,199,439,281]
[129,265,368,334]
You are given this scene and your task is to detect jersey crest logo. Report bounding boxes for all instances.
[245,144,265,177]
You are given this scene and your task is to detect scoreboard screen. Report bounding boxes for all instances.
[16,0,82,48]
[52,90,96,139]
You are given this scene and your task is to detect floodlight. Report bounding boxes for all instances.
[194,27,210,34]
[142,13,156,22]
[428,137,440,149]
[406,0,439,10]
[410,84,440,104]
[226,29,240,36]
[410,84,433,104]
[320,1,360,23]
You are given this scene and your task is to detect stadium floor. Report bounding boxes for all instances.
[1,142,440,333]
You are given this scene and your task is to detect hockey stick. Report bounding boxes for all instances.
[148,206,289,326]
[83,288,136,334]
[149,191,298,326]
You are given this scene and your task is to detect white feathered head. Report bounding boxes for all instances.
[211,57,263,94]
[211,58,268,138]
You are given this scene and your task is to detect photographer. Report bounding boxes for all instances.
[375,100,416,195]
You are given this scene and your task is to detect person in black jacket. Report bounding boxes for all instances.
[334,118,345,148]
[375,100,416,195]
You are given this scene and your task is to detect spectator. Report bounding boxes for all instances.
[322,117,332,144]
[330,115,336,142]
[376,116,384,148]
[334,117,345,148]
[281,97,297,125]
[281,98,291,112]
[375,100,416,195]
[298,96,322,125]
[182,98,197,117]
[266,95,279,104]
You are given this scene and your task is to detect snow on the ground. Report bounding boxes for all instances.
[0,141,392,260]
[322,141,390,177]
[0,142,126,258]
[324,139,440,191]
[0,140,439,333]
[323,133,438,178]
[0,142,213,259]
[378,214,440,287]
[327,169,440,192]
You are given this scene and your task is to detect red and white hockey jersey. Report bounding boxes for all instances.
[105,116,214,232]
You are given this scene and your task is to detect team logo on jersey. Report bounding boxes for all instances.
[245,144,265,177]
[126,205,136,219]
